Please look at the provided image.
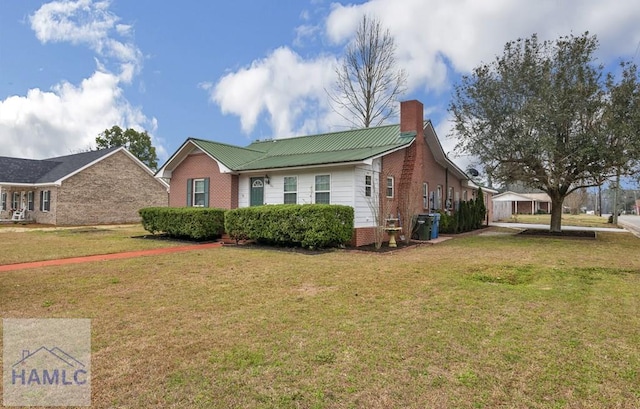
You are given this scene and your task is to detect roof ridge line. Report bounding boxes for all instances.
[248,123,401,144]
[190,137,266,153]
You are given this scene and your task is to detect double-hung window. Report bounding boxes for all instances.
[436,185,442,209]
[40,190,51,212]
[365,175,372,197]
[386,177,394,198]
[27,191,34,211]
[12,192,20,210]
[284,176,297,204]
[193,179,206,207]
[315,175,330,204]
[1,191,6,211]
[423,183,429,209]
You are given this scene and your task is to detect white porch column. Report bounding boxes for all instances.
[532,200,535,215]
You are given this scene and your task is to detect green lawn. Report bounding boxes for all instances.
[0,225,178,265]
[1,228,639,408]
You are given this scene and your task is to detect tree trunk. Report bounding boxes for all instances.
[549,193,564,232]
[597,184,602,216]
[612,171,620,225]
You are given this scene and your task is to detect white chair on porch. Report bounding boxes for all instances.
[11,207,26,221]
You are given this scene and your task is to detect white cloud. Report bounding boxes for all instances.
[209,0,640,144]
[29,0,143,80]
[0,70,163,159]
[206,47,337,138]
[0,0,166,160]
[325,0,640,92]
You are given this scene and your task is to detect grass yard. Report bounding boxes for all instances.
[1,228,639,408]
[498,214,615,228]
[0,225,178,265]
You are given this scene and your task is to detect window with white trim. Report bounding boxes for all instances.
[27,191,34,211]
[12,192,20,210]
[193,179,205,207]
[1,192,6,211]
[447,186,454,209]
[463,190,468,201]
[436,185,442,209]
[386,176,394,198]
[423,183,429,209]
[365,175,372,197]
[40,190,51,212]
[315,175,330,204]
[284,176,297,204]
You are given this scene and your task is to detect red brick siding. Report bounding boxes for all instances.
[169,152,236,209]
[350,227,376,247]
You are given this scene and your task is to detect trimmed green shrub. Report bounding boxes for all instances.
[225,204,354,248]
[438,188,487,234]
[139,207,225,240]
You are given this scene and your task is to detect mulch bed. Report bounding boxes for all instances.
[348,240,423,253]
[518,229,596,239]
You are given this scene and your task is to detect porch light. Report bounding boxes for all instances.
[265,175,270,185]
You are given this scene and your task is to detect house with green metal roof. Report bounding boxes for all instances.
[157,100,492,246]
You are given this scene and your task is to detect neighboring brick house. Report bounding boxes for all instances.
[0,147,168,225]
[492,191,552,221]
[157,100,493,246]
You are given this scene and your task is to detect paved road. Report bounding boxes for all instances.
[618,215,640,238]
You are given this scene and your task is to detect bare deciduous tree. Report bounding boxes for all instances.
[565,188,588,215]
[329,15,407,128]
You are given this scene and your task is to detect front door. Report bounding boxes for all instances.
[250,177,264,206]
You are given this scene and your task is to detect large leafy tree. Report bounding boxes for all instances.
[450,32,640,232]
[602,62,640,223]
[329,15,407,128]
[96,126,159,171]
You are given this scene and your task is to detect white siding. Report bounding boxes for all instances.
[353,159,380,228]
[237,166,362,210]
[238,176,250,207]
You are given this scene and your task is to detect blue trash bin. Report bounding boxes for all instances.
[428,213,440,239]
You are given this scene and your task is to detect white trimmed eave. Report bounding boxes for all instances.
[367,139,415,162]
[423,122,470,181]
[493,191,537,201]
[156,140,234,179]
[53,147,170,190]
[463,179,498,193]
[236,159,374,174]
[0,182,60,188]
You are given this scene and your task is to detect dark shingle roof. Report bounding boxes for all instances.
[0,146,121,184]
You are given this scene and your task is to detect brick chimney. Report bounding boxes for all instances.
[400,100,424,134]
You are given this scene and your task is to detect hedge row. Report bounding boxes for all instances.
[438,188,487,234]
[225,204,354,248]
[138,207,225,240]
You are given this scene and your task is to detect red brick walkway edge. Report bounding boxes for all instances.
[0,242,223,272]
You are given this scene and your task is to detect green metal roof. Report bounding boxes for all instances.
[190,139,263,170]
[189,123,414,171]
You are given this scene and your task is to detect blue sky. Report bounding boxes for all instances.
[1,0,640,172]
